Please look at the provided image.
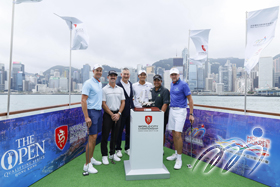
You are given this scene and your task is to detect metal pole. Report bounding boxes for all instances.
[187,30,190,82]
[7,1,16,117]
[244,11,248,114]
[69,27,72,108]
[187,121,193,169]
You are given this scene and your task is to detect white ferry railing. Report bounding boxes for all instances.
[0,103,279,117]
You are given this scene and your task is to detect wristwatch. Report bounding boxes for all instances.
[190,113,194,116]
[118,112,121,116]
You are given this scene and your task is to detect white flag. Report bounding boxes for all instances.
[71,24,89,50]
[189,29,211,64]
[244,6,279,74]
[14,0,42,4]
[189,59,205,66]
[55,14,83,30]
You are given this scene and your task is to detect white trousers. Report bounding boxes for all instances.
[167,107,187,132]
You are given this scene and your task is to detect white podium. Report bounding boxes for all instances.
[124,108,170,180]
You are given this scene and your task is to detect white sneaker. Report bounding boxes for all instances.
[91,157,102,165]
[125,149,130,156]
[166,153,177,161]
[102,156,109,165]
[116,150,122,158]
[109,154,121,161]
[83,163,98,174]
[174,159,182,170]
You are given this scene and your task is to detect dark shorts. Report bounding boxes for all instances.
[88,109,102,135]
[164,109,169,133]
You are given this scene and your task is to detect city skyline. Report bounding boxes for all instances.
[1,48,280,95]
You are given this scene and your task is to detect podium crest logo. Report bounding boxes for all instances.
[145,116,152,125]
[55,125,68,150]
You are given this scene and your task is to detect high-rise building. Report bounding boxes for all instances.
[216,83,224,94]
[219,60,232,92]
[188,64,197,91]
[128,68,137,84]
[0,63,4,91]
[197,66,204,90]
[73,71,79,82]
[49,77,60,89]
[54,69,60,77]
[273,57,280,73]
[16,71,23,91]
[59,77,68,92]
[137,64,142,74]
[204,60,209,87]
[12,62,25,91]
[164,70,171,90]
[205,78,213,91]
[173,58,184,80]
[146,66,155,74]
[232,64,237,92]
[259,57,273,89]
[182,48,188,82]
[147,73,155,83]
[156,67,165,85]
[82,64,91,83]
[236,77,252,93]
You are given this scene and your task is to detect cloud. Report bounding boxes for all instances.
[0,0,279,73]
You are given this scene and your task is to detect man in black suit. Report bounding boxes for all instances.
[115,68,135,157]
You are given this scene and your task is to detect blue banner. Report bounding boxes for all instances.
[165,109,280,187]
[0,107,92,187]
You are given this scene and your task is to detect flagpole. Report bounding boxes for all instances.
[7,1,16,117]
[69,26,72,109]
[187,30,190,82]
[244,11,248,114]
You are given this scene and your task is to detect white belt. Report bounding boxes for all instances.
[171,107,184,110]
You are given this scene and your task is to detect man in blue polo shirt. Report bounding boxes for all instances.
[166,67,194,170]
[81,64,103,174]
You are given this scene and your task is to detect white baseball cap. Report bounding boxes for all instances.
[138,70,147,75]
[93,64,103,70]
[170,68,179,75]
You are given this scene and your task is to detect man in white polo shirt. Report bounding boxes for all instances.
[81,64,103,174]
[101,70,125,164]
[132,70,153,108]
[166,67,194,170]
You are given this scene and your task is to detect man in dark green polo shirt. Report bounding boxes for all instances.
[151,74,170,154]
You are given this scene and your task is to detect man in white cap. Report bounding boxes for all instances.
[132,70,153,108]
[166,67,194,170]
[81,64,103,174]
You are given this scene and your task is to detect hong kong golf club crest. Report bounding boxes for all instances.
[145,116,152,125]
[55,125,68,150]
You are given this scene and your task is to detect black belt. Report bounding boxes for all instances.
[110,110,119,114]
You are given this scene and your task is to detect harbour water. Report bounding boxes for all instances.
[0,95,279,118]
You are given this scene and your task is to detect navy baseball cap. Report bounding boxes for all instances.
[108,70,118,76]
[153,74,162,81]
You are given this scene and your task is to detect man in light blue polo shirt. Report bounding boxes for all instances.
[166,67,195,170]
[81,64,103,174]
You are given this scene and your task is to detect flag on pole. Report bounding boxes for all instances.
[189,29,210,65]
[244,6,279,74]
[14,0,43,4]
[55,14,83,30]
[71,24,89,50]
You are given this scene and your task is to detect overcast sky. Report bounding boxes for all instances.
[0,0,280,73]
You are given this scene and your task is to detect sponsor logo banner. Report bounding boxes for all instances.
[0,108,88,187]
[165,109,280,187]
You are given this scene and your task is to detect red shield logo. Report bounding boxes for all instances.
[145,116,152,125]
[55,125,68,150]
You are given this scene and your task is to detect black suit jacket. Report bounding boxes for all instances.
[117,81,135,117]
